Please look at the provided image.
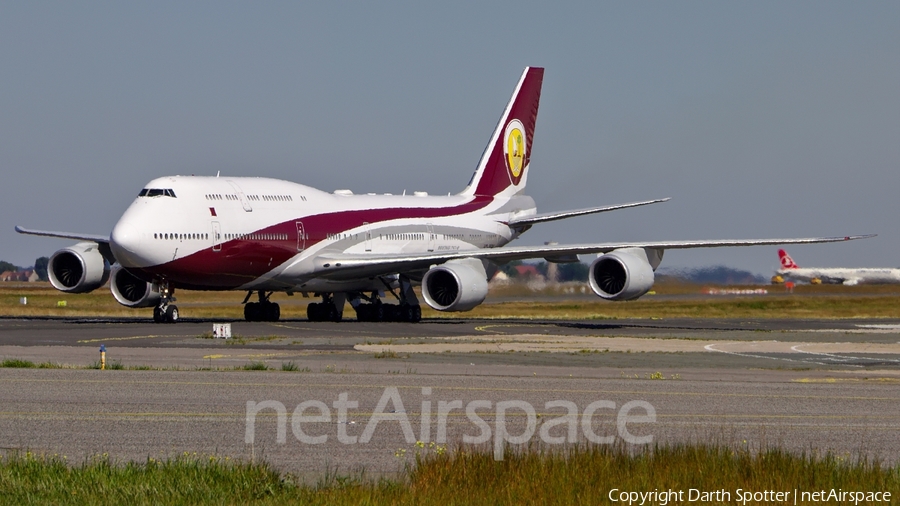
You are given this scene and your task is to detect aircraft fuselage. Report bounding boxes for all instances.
[110,175,536,292]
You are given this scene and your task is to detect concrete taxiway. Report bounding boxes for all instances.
[1,316,899,474]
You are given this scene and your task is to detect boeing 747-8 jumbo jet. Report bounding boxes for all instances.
[775,249,899,285]
[17,67,870,323]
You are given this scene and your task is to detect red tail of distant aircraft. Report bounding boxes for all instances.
[17,67,871,323]
[778,249,799,269]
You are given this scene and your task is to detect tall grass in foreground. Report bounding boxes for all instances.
[1,445,898,505]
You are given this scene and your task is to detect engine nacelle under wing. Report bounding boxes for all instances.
[589,247,656,301]
[48,242,110,293]
[421,258,489,312]
[110,264,161,308]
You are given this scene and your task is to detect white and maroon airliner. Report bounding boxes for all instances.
[17,67,871,323]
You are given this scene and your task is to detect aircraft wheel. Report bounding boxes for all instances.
[328,304,342,322]
[372,304,384,322]
[165,305,179,323]
[268,303,280,322]
[405,305,421,323]
[153,306,165,323]
[244,302,259,322]
[307,303,321,322]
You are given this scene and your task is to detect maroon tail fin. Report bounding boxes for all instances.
[461,67,543,197]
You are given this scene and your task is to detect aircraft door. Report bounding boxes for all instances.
[427,223,435,252]
[212,221,222,252]
[364,222,372,252]
[296,221,305,251]
[227,181,253,212]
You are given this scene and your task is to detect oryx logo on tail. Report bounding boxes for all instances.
[504,119,527,185]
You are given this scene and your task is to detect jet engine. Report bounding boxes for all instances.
[110,264,161,308]
[588,248,659,301]
[48,242,110,293]
[422,258,489,311]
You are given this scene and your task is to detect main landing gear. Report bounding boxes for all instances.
[354,299,421,323]
[243,291,281,322]
[152,281,179,323]
[307,292,345,322]
[348,275,422,323]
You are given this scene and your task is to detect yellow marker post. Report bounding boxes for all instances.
[99,344,106,370]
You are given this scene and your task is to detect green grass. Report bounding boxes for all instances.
[1,444,898,505]
[4,281,900,320]
[88,360,124,370]
[242,361,269,371]
[1,358,36,368]
[279,360,311,372]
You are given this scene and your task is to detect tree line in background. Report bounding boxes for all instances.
[500,261,766,285]
[0,257,49,281]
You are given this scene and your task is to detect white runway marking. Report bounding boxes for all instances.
[790,344,900,365]
[703,342,829,366]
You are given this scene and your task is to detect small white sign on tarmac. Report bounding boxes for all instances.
[20,297,27,305]
[213,323,232,339]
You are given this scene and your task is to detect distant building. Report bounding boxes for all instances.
[490,270,510,284]
[513,264,545,281]
[0,269,39,282]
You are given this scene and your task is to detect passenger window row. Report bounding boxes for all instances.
[379,233,424,240]
[204,193,305,202]
[224,232,288,241]
[152,232,288,242]
[154,233,207,240]
[247,194,293,202]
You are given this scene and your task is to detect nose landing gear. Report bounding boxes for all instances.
[152,281,179,323]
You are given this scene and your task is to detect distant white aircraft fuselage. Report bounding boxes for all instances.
[17,67,870,323]
[776,249,899,285]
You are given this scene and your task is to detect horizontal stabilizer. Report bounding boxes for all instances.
[508,198,670,227]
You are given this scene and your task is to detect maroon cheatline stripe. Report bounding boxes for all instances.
[133,195,495,289]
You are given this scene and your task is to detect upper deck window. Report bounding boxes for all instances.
[139,188,177,198]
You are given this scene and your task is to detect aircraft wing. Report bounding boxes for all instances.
[507,198,670,227]
[15,226,110,244]
[312,234,875,280]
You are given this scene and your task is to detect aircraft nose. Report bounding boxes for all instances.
[110,219,145,268]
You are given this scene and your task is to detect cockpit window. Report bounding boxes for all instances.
[139,188,177,198]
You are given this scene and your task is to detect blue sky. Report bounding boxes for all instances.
[2,2,898,274]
